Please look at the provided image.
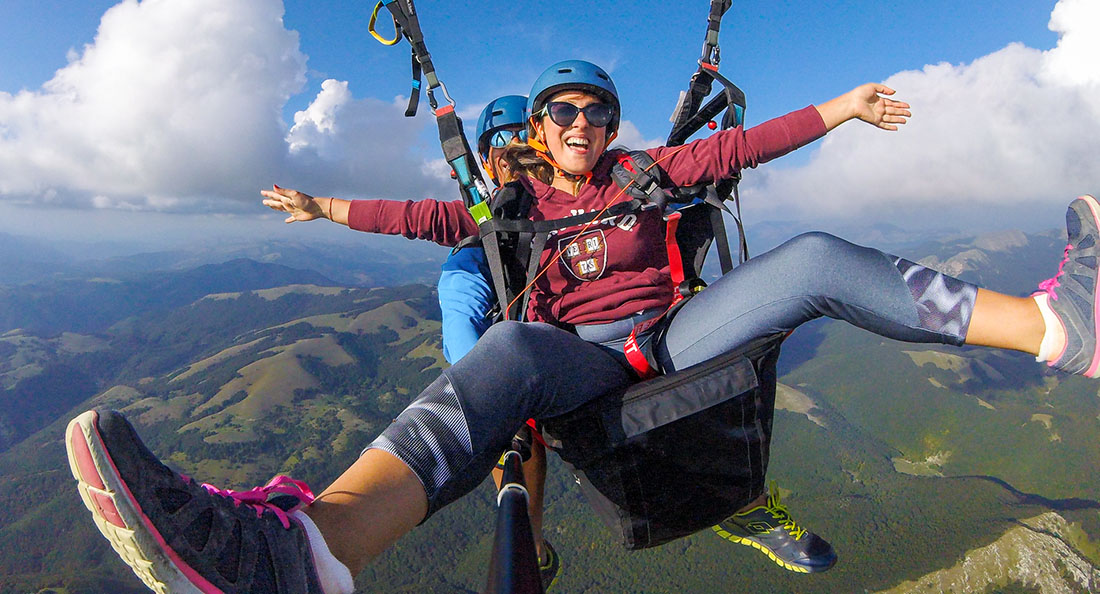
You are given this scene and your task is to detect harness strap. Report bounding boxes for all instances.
[623,212,687,379]
[483,200,645,234]
[519,232,549,321]
[375,0,492,215]
[380,0,440,113]
[481,231,512,320]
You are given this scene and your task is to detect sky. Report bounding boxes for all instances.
[0,0,1096,250]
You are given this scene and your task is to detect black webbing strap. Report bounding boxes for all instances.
[377,0,491,213]
[381,0,439,115]
[485,200,645,235]
[728,182,749,264]
[667,69,746,146]
[667,0,734,146]
[518,232,549,321]
[482,228,513,319]
[705,0,733,60]
[660,0,748,279]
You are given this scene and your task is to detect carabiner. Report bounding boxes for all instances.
[699,40,721,67]
[426,80,457,114]
[368,1,401,46]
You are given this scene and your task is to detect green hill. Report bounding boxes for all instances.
[0,230,1097,593]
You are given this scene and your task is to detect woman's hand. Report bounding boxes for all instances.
[817,83,911,132]
[261,184,325,223]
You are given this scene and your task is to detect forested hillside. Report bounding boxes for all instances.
[0,230,1097,593]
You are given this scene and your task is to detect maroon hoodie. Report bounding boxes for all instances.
[347,105,826,326]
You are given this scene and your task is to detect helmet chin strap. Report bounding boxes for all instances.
[481,157,497,183]
[527,119,618,184]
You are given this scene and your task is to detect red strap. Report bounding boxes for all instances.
[616,153,639,174]
[525,418,547,448]
[622,212,687,380]
[434,104,455,116]
[624,330,657,380]
[665,211,685,288]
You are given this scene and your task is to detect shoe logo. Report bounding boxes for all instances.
[745,521,774,534]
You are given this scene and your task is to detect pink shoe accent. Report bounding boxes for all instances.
[91,491,126,528]
[69,424,105,491]
[70,424,128,528]
[1035,244,1073,301]
[200,476,316,529]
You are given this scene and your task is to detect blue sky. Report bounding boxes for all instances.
[1,0,1096,248]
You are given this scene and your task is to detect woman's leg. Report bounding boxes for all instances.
[966,289,1044,353]
[66,322,632,592]
[659,195,1100,375]
[656,231,983,370]
[307,449,429,575]
[315,321,633,572]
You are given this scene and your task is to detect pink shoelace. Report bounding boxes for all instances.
[199,475,316,529]
[1037,244,1074,301]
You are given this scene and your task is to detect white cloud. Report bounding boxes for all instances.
[3,0,1096,233]
[280,82,452,199]
[0,0,306,210]
[612,119,664,151]
[0,0,452,213]
[287,79,352,154]
[744,0,1100,230]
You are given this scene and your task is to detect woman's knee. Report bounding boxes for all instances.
[472,321,559,363]
[779,231,850,259]
[479,320,533,347]
[763,232,849,275]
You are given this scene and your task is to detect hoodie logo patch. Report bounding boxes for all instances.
[559,229,607,281]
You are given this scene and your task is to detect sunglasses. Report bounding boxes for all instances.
[487,127,525,149]
[539,101,615,128]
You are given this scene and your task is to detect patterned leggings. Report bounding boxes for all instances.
[368,232,979,516]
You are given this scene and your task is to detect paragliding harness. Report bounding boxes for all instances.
[375,0,784,552]
[483,160,785,550]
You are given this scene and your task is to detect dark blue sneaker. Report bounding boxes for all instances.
[539,539,562,591]
[1036,195,1100,377]
[66,409,326,593]
[712,483,837,574]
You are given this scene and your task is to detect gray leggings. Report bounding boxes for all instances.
[369,232,978,516]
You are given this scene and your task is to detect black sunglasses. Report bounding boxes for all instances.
[539,101,615,128]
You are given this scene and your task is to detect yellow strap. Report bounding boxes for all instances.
[368,1,401,46]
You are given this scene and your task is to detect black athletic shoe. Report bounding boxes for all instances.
[712,483,837,574]
[66,409,326,593]
[539,539,562,591]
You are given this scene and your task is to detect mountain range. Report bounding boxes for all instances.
[0,226,1097,593]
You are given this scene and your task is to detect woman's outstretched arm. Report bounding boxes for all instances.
[261,184,478,245]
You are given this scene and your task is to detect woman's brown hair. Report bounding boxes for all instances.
[498,122,554,186]
[497,121,588,195]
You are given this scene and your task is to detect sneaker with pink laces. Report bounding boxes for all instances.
[1036,195,1100,377]
[66,409,327,593]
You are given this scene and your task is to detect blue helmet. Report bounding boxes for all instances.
[527,60,620,133]
[475,95,528,160]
